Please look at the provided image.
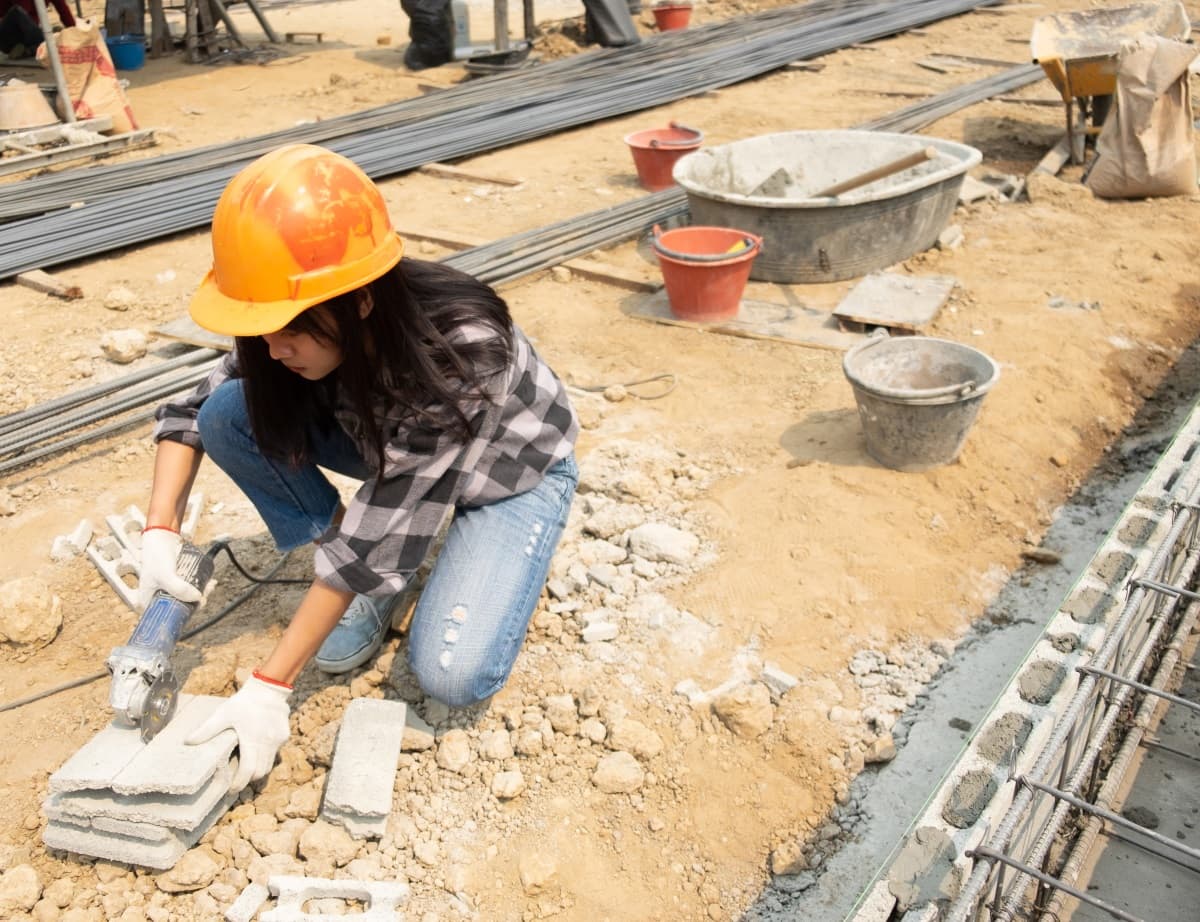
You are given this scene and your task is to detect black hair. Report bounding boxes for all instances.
[233,259,513,475]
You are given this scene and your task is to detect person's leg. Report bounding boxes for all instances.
[399,0,453,70]
[406,453,578,707]
[196,378,371,551]
[0,8,44,57]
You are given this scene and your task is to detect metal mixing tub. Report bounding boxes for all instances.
[672,129,982,283]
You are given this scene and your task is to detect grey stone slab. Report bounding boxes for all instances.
[43,783,237,870]
[45,757,235,831]
[263,876,409,921]
[225,881,270,922]
[50,695,237,796]
[833,272,957,331]
[322,698,406,834]
[321,804,388,840]
[48,810,175,843]
[44,818,185,870]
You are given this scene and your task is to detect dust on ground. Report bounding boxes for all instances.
[2,1,1200,920]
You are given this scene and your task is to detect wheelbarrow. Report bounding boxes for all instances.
[1030,0,1190,163]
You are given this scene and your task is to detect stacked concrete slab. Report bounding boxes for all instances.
[321,697,407,838]
[44,694,239,870]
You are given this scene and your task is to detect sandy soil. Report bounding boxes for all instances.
[2,1,1200,920]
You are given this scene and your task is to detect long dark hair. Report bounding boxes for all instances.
[234,259,513,472]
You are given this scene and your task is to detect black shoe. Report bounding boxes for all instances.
[404,43,450,71]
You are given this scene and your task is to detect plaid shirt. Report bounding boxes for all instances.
[153,325,578,597]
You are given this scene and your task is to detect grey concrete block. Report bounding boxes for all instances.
[225,881,270,922]
[47,809,175,843]
[45,757,235,831]
[320,804,387,840]
[43,818,185,870]
[321,698,406,838]
[263,876,409,921]
[43,777,237,870]
[50,695,237,796]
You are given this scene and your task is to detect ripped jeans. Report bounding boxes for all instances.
[195,378,578,707]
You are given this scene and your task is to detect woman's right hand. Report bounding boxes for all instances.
[137,527,203,611]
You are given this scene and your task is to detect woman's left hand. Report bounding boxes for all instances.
[186,672,293,792]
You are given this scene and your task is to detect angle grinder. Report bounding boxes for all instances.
[106,542,217,743]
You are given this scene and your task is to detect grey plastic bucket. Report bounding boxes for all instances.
[842,335,999,472]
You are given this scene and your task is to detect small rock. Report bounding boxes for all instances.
[401,710,435,751]
[0,577,63,646]
[518,852,557,895]
[491,770,526,800]
[435,728,472,773]
[711,682,774,738]
[103,286,137,311]
[592,751,644,793]
[550,266,572,283]
[936,224,964,250]
[628,522,699,566]
[865,734,897,764]
[0,864,41,913]
[99,330,148,364]
[154,847,219,893]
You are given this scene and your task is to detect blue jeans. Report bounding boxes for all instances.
[196,379,578,707]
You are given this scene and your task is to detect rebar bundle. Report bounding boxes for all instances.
[0,0,1001,280]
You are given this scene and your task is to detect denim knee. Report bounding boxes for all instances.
[409,656,503,709]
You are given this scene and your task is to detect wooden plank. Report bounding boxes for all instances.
[625,290,865,353]
[1032,134,1071,176]
[16,269,82,300]
[833,273,957,332]
[559,259,659,293]
[417,162,523,187]
[398,226,486,250]
[785,61,826,72]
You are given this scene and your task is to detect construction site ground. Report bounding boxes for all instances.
[2,0,1200,919]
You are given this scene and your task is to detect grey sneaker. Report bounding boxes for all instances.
[315,594,398,674]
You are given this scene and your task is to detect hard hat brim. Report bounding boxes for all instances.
[189,235,404,337]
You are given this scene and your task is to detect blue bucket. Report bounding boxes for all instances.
[106,34,146,71]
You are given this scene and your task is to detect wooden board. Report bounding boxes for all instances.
[624,290,866,352]
[832,272,957,331]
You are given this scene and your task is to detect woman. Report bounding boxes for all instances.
[142,144,579,792]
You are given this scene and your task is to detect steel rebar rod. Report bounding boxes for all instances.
[967,847,1144,922]
[1077,662,1200,714]
[1019,774,1200,864]
[0,347,221,437]
[0,0,1003,278]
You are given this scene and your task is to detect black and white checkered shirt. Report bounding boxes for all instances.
[154,325,578,598]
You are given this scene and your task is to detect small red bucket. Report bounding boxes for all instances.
[652,2,692,30]
[652,225,763,322]
[624,122,703,191]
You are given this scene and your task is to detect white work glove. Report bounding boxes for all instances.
[185,673,292,793]
[137,527,203,612]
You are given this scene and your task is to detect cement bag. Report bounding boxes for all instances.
[36,19,138,134]
[1086,33,1198,198]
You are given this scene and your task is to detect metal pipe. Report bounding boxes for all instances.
[31,0,75,125]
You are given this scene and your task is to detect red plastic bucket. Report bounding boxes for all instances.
[652,2,692,30]
[624,122,703,191]
[651,225,763,322]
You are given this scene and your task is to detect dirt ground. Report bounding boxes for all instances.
[3,0,1200,920]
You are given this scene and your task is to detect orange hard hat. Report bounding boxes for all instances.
[190,144,404,336]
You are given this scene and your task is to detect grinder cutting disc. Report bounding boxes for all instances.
[139,672,180,744]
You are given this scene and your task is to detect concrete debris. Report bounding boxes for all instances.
[0,576,63,646]
[935,224,964,250]
[100,329,149,364]
[103,285,138,312]
[43,695,239,870]
[50,517,93,561]
[262,875,409,921]
[321,698,408,839]
[224,881,269,922]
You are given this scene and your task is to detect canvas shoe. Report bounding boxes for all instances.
[315,593,398,674]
